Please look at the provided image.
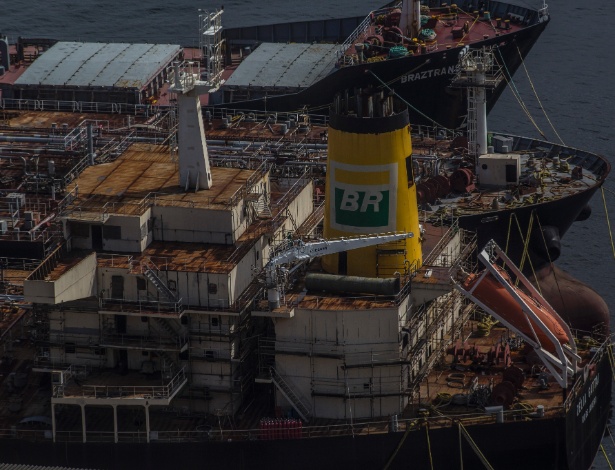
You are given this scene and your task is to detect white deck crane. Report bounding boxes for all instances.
[265,232,414,309]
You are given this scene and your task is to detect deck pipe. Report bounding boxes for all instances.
[87,123,96,165]
[0,155,32,175]
[0,135,65,144]
[305,273,400,295]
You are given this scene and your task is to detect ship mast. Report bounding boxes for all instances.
[451,47,503,165]
[198,8,224,87]
[399,0,422,38]
[167,8,224,191]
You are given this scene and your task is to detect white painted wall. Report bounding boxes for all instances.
[274,304,406,419]
[152,206,234,245]
[24,252,98,304]
[102,214,144,253]
[279,179,314,233]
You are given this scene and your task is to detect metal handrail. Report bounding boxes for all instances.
[65,368,187,399]
[99,296,183,315]
[5,402,565,444]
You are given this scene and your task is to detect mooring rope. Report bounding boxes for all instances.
[515,44,565,145]
[458,422,495,469]
[601,444,614,470]
[495,46,546,139]
[367,69,451,130]
[601,188,615,259]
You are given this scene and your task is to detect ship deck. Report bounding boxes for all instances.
[1,327,604,444]
[0,91,609,452]
[65,145,259,216]
[221,3,532,94]
[415,319,569,420]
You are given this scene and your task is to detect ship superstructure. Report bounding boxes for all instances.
[0,81,610,468]
[253,92,470,422]
[21,139,315,441]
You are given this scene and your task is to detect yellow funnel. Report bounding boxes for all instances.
[323,95,422,277]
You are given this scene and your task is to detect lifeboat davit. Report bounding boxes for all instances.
[463,265,570,354]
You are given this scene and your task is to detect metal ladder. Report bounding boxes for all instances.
[153,317,188,352]
[159,350,181,380]
[256,195,272,218]
[143,265,177,302]
[269,366,311,422]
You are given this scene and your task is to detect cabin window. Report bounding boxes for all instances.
[71,222,89,238]
[103,225,122,239]
[211,317,219,327]
[208,283,218,294]
[168,280,177,291]
[137,278,146,291]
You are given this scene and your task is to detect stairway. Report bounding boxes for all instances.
[154,317,188,352]
[256,337,275,380]
[143,265,177,302]
[286,208,297,231]
[270,366,311,422]
[294,202,324,238]
[255,195,272,218]
[158,350,180,380]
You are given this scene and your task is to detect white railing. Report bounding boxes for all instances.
[55,368,187,400]
[0,98,153,116]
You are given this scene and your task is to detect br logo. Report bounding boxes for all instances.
[330,161,398,233]
[335,188,390,227]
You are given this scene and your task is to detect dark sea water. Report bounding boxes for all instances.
[3,0,615,467]
[488,3,615,467]
[493,3,614,467]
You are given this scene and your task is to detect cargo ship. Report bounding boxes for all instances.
[0,0,550,129]
[0,46,611,469]
[209,0,551,128]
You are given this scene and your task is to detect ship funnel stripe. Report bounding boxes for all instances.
[329,109,409,134]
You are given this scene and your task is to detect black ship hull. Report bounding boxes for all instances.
[217,9,549,128]
[460,176,602,269]
[0,347,609,470]
[454,134,611,271]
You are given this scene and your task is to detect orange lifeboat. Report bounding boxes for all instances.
[463,265,570,354]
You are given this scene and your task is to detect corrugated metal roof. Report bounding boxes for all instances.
[224,42,338,89]
[14,42,181,90]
